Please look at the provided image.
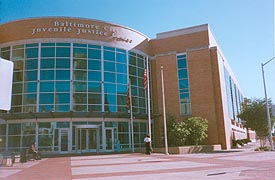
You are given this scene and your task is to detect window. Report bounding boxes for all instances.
[74,59,87,69]
[56,70,70,80]
[73,70,87,81]
[41,58,55,69]
[24,82,37,93]
[88,60,101,70]
[88,71,101,82]
[24,94,37,104]
[73,82,87,92]
[40,93,54,104]
[56,47,70,57]
[177,54,191,115]
[88,49,101,59]
[73,48,87,58]
[117,63,126,74]
[56,93,70,104]
[40,82,54,92]
[12,49,24,60]
[25,71,37,81]
[41,47,55,57]
[13,83,23,94]
[25,59,38,70]
[6,43,150,114]
[117,74,127,84]
[56,82,70,92]
[104,50,115,61]
[40,70,54,80]
[88,82,101,93]
[88,93,101,104]
[116,52,126,64]
[25,48,38,59]
[104,72,115,83]
[104,61,115,72]
[56,58,70,68]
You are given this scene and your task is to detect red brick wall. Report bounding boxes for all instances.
[150,28,232,149]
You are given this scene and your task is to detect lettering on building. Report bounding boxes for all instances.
[31,20,133,43]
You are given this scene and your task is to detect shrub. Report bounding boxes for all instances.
[184,117,208,145]
[232,139,238,147]
[232,138,251,147]
[255,146,270,151]
[167,115,208,146]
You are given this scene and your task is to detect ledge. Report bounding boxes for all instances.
[153,145,222,154]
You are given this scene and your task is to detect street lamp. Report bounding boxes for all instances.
[261,57,275,151]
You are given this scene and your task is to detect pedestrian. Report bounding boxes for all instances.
[29,143,41,160]
[144,134,152,155]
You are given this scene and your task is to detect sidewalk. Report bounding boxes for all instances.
[1,143,274,180]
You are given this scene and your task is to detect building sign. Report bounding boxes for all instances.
[31,20,133,44]
[0,58,13,111]
[0,17,149,51]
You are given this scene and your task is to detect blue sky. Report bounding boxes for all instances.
[1,0,274,101]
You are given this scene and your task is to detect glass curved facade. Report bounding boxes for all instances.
[0,42,150,153]
[2,42,148,114]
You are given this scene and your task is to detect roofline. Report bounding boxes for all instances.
[155,24,209,39]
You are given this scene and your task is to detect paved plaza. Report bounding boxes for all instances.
[1,145,275,180]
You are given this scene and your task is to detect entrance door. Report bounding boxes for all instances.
[105,128,114,151]
[76,125,99,153]
[59,129,69,152]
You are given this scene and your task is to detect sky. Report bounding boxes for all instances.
[1,0,275,101]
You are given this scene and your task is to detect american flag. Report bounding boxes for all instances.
[144,68,147,89]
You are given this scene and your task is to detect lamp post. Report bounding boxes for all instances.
[261,56,275,151]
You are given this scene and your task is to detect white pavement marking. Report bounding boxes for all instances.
[71,160,215,175]
[72,167,254,180]
[218,152,275,161]
[71,154,128,160]
[0,159,47,178]
[71,156,168,166]
[0,169,22,178]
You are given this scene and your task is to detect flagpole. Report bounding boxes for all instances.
[129,80,134,152]
[161,66,169,155]
[146,56,151,138]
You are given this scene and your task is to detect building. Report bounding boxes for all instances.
[0,17,254,154]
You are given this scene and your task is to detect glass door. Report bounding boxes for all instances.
[76,127,98,153]
[88,129,97,151]
[105,128,114,151]
[59,129,69,152]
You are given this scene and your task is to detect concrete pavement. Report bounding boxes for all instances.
[1,144,275,180]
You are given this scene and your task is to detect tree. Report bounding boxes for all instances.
[238,98,275,147]
[167,115,208,146]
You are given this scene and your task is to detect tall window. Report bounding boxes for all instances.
[224,67,244,123]
[224,69,234,119]
[177,54,191,115]
[128,52,147,113]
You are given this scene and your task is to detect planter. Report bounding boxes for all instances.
[153,144,222,154]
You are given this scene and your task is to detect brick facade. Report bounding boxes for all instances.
[150,25,248,149]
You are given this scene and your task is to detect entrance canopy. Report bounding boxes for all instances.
[75,125,101,129]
